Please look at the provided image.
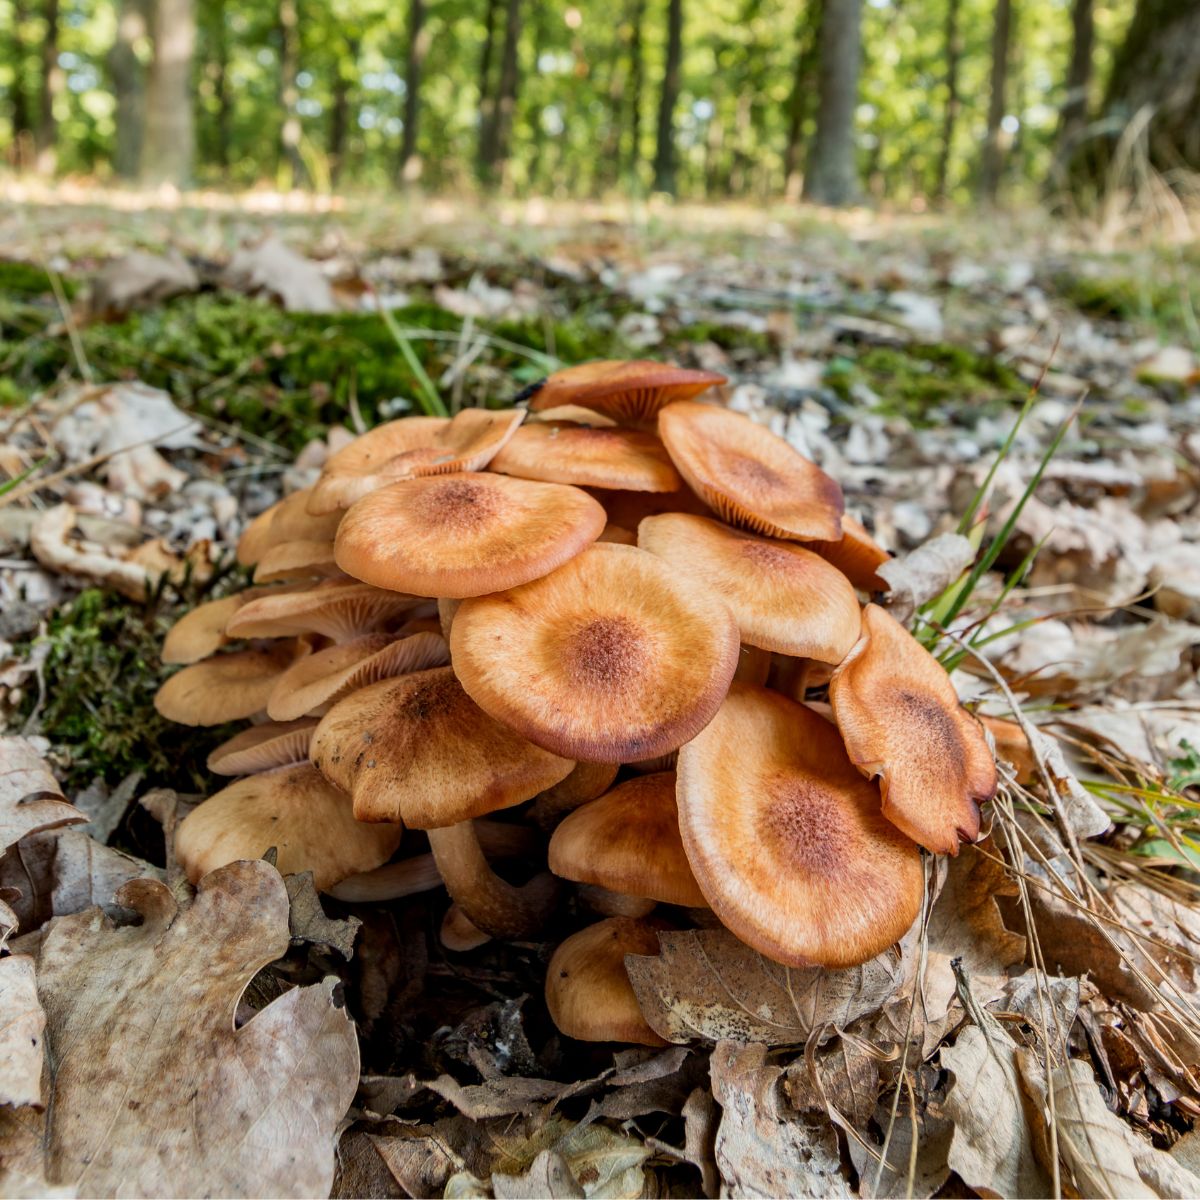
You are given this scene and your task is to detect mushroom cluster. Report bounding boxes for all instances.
[155,358,997,1043]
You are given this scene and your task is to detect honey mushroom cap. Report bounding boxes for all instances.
[161,591,248,664]
[657,401,845,541]
[154,641,306,727]
[441,903,491,951]
[333,472,607,599]
[637,512,862,663]
[236,487,343,566]
[830,604,995,855]
[804,514,892,593]
[488,422,682,492]
[253,539,341,584]
[306,408,524,514]
[544,917,668,1046]
[175,762,402,892]
[309,665,574,827]
[530,759,620,830]
[224,577,426,640]
[676,682,924,968]
[207,718,319,775]
[265,630,450,721]
[450,542,741,763]
[548,772,707,907]
[528,360,726,424]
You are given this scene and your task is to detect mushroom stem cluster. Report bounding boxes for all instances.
[155,358,997,1043]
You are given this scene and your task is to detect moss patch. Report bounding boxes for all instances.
[1055,266,1200,342]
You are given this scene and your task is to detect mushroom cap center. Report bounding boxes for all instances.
[416,477,503,529]
[758,773,843,873]
[560,615,646,688]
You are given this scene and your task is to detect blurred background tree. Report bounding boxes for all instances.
[0,0,1192,207]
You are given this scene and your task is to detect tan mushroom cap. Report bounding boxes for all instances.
[980,714,1036,786]
[309,666,574,828]
[529,360,726,424]
[677,683,924,968]
[638,512,862,663]
[334,472,607,599]
[266,630,450,721]
[307,408,524,514]
[441,904,491,951]
[207,718,319,775]
[175,762,402,892]
[161,592,247,664]
[154,641,304,727]
[225,577,425,640]
[489,422,682,492]
[528,404,617,427]
[829,604,996,856]
[545,917,667,1046]
[657,401,844,541]
[451,542,740,763]
[237,488,343,566]
[805,515,891,593]
[590,483,712,529]
[253,539,341,584]
[549,772,707,907]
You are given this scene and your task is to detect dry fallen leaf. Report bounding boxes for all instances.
[0,737,83,853]
[0,955,44,1108]
[222,235,337,313]
[5,859,359,1198]
[84,249,200,319]
[878,533,975,624]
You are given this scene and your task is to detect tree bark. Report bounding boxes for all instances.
[329,36,357,184]
[399,0,427,182]
[1055,0,1093,161]
[627,0,645,181]
[141,0,196,187]
[9,0,35,170]
[35,0,61,174]
[109,0,150,180]
[782,4,818,199]
[491,0,522,181]
[979,0,1012,203]
[476,0,500,179]
[211,0,231,174]
[803,0,862,206]
[652,0,683,194]
[934,0,961,203]
[278,0,308,188]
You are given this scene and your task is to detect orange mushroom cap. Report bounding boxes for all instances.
[207,718,319,776]
[266,630,450,721]
[154,641,305,727]
[657,401,844,541]
[309,665,574,828]
[528,360,726,424]
[306,409,524,514]
[224,577,425,641]
[829,604,996,855]
[489,422,682,492]
[333,472,607,599]
[638,512,862,663]
[450,543,740,762]
[804,514,891,593]
[676,682,924,968]
[161,592,247,665]
[253,538,341,584]
[236,488,343,566]
[549,772,707,908]
[175,762,402,891]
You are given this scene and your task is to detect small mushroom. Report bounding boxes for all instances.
[175,762,403,891]
[657,401,844,541]
[829,604,996,855]
[638,512,862,662]
[161,591,252,665]
[154,640,306,726]
[207,718,319,775]
[333,473,607,598]
[450,542,740,762]
[441,903,491,951]
[529,760,620,830]
[253,538,341,584]
[224,577,425,641]
[528,360,726,424]
[980,714,1036,785]
[544,917,667,1045]
[549,772,707,908]
[804,514,891,593]
[236,488,343,566]
[677,683,924,968]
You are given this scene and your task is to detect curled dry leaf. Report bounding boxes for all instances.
[284,870,362,959]
[221,235,336,313]
[877,532,974,624]
[843,1090,954,1200]
[0,736,83,853]
[0,955,44,1108]
[84,249,200,319]
[9,860,359,1198]
[29,505,160,602]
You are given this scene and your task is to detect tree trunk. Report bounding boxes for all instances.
[979,0,1012,203]
[803,0,862,206]
[109,0,150,180]
[478,0,520,185]
[211,0,231,173]
[141,0,196,187]
[329,36,357,184]
[476,0,500,179]
[278,0,308,188]
[652,0,683,194]
[782,4,818,199]
[399,0,427,182]
[9,0,35,170]
[934,0,961,203]
[1055,0,1093,161]
[627,0,645,181]
[35,0,61,174]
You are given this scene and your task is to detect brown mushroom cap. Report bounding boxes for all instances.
[676,682,924,968]
[253,539,341,584]
[657,401,844,541]
[638,512,862,662]
[154,641,304,727]
[980,714,1036,786]
[805,515,891,593]
[590,483,712,529]
[224,577,425,641]
[549,772,707,907]
[207,718,319,775]
[307,409,524,514]
[161,592,247,665]
[237,488,343,566]
[309,665,574,827]
[544,917,667,1045]
[266,630,450,721]
[528,405,617,427]
[830,605,996,854]
[175,762,402,891]
[441,903,491,951]
[450,542,740,762]
[529,360,726,424]
[489,422,682,492]
[333,472,607,599]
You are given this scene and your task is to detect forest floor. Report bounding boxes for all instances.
[2,192,1200,1197]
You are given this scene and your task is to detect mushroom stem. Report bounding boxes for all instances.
[427,819,560,939]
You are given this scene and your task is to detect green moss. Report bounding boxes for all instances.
[18,587,235,793]
[0,259,78,300]
[1055,268,1200,341]
[668,321,773,358]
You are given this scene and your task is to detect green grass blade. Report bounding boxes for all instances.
[376,299,449,418]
